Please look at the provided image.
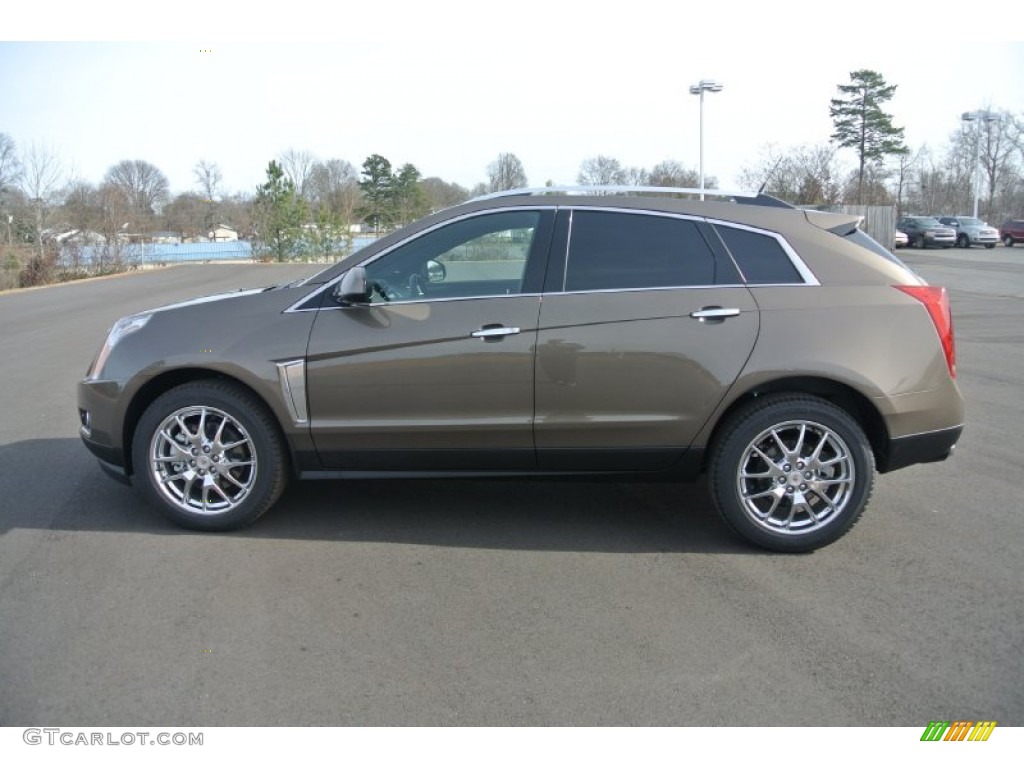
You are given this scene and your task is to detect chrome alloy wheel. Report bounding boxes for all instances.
[149,405,258,515]
[735,420,855,535]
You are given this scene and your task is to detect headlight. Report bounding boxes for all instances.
[86,313,152,380]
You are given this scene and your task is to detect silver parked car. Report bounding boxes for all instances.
[935,216,999,249]
[79,186,964,552]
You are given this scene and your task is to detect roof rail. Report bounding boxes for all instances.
[469,185,793,208]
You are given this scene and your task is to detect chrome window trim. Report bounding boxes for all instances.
[554,284,760,297]
[705,218,821,286]
[284,206,556,313]
[310,293,543,311]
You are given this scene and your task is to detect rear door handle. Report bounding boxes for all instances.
[690,307,741,321]
[471,325,521,341]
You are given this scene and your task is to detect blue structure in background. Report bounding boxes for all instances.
[62,236,379,266]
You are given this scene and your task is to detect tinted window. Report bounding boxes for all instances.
[364,210,540,302]
[715,225,802,284]
[564,211,715,291]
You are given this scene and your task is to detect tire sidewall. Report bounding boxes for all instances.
[132,382,285,531]
[711,397,875,552]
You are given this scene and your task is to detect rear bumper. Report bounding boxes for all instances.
[879,425,962,473]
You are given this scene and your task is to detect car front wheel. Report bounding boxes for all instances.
[1005,236,1015,247]
[709,395,874,552]
[132,381,288,531]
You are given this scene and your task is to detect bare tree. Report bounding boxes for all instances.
[0,133,20,193]
[648,159,702,188]
[891,146,923,218]
[103,160,170,227]
[193,159,222,202]
[420,177,470,210]
[577,155,628,186]
[0,133,22,246]
[163,193,208,240]
[487,153,527,192]
[193,159,223,235]
[308,159,358,214]
[738,145,842,205]
[978,112,1020,220]
[624,166,649,186]
[279,149,317,199]
[19,143,64,259]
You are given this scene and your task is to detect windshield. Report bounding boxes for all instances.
[912,217,942,227]
[958,217,983,226]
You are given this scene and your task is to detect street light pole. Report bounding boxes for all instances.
[689,79,723,200]
[961,109,1000,219]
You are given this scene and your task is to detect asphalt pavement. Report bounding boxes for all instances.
[0,255,1021,726]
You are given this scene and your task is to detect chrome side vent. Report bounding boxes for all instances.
[276,360,309,425]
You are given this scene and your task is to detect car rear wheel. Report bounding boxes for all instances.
[709,395,874,553]
[1005,236,1015,247]
[985,243,995,249]
[132,381,288,531]
[956,233,969,248]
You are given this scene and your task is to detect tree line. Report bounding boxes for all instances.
[3,68,1022,286]
[743,69,1024,220]
[0,139,710,282]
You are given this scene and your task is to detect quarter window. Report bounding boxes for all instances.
[715,225,802,284]
[564,211,716,291]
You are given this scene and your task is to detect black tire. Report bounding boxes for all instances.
[985,243,995,249]
[956,233,969,248]
[709,395,875,553]
[1004,236,1014,247]
[132,380,288,531]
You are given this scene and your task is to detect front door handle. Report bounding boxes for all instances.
[690,307,741,322]
[471,325,521,341]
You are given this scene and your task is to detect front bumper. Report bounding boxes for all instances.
[78,377,130,480]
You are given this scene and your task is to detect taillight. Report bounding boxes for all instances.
[894,285,956,378]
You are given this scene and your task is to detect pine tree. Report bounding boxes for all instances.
[253,160,306,261]
[358,154,395,233]
[829,70,907,204]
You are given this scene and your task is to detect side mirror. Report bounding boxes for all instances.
[426,259,447,284]
[334,266,369,305]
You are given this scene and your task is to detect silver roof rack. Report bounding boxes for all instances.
[470,185,754,202]
[469,185,795,209]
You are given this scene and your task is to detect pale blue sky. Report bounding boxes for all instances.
[3,2,1022,197]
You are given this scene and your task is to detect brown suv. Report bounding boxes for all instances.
[78,188,964,552]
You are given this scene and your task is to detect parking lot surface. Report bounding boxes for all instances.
[0,255,1021,725]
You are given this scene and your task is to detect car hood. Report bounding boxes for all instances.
[144,287,270,315]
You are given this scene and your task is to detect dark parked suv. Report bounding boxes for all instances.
[79,187,964,552]
[897,216,956,249]
[1000,219,1024,247]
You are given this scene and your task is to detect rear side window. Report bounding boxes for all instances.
[715,225,802,284]
[565,211,715,291]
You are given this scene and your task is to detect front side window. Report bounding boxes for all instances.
[363,210,541,303]
[563,210,716,291]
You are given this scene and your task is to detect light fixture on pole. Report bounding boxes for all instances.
[689,79,724,200]
[961,109,1000,219]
